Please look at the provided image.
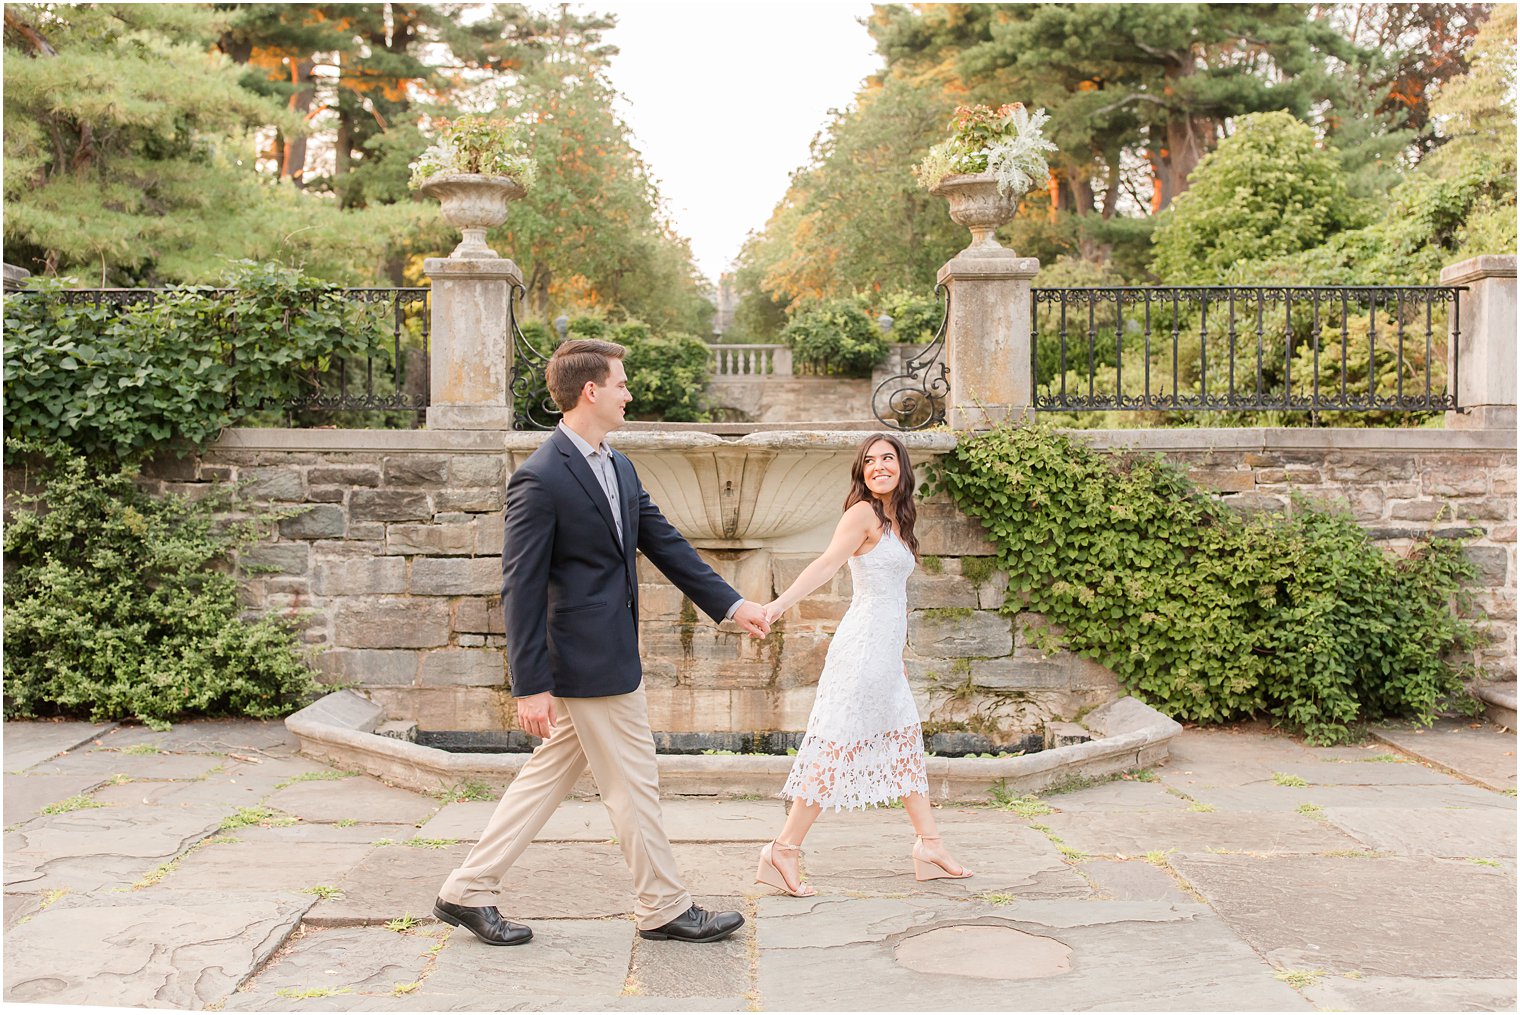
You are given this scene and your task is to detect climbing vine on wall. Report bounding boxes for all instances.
[922,423,1479,743]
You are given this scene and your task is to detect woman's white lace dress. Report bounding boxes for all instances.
[782,525,928,810]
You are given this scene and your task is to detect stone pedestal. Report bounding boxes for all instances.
[424,257,523,431]
[937,253,1040,429]
[1441,254,1516,431]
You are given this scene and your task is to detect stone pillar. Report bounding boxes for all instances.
[424,256,524,430]
[1441,254,1516,430]
[937,253,1040,429]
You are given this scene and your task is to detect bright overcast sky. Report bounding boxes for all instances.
[599,2,882,285]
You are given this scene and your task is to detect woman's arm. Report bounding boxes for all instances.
[763,501,879,623]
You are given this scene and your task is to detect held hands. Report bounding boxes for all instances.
[516,690,558,740]
[762,600,785,625]
[731,600,772,639]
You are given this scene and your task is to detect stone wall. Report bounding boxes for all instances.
[140,425,1515,736]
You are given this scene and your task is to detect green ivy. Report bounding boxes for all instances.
[2,261,407,464]
[923,424,1477,743]
[3,441,322,729]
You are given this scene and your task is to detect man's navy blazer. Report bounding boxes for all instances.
[501,426,739,699]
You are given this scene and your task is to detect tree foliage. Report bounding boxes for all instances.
[1150,112,1357,283]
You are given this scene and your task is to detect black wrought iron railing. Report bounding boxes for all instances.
[509,281,561,431]
[47,287,430,413]
[872,283,949,430]
[1031,286,1463,417]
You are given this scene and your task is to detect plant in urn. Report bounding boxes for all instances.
[914,103,1057,256]
[410,115,536,259]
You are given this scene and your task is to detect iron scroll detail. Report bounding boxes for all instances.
[509,281,562,431]
[872,283,949,430]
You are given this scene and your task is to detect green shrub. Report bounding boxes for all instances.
[875,289,944,345]
[924,424,1477,743]
[781,298,891,376]
[553,315,711,422]
[3,441,322,729]
[2,261,404,463]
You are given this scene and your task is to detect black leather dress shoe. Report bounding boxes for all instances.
[637,904,744,942]
[433,897,532,946]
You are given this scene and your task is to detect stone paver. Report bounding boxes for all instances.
[3,721,116,772]
[3,716,1514,1011]
[1079,859,1194,903]
[264,777,438,826]
[423,918,635,998]
[4,889,310,1007]
[1038,809,1366,856]
[161,823,383,892]
[1169,853,1516,978]
[1180,781,1514,812]
[225,925,437,1007]
[1301,974,1518,1012]
[757,895,1309,1010]
[3,773,113,824]
[4,807,224,892]
[1320,805,1519,857]
[1374,717,1518,792]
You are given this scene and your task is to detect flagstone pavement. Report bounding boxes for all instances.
[3,715,1514,1011]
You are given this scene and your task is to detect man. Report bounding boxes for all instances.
[434,338,771,947]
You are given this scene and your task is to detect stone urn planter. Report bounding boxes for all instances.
[930,172,1022,257]
[417,173,526,259]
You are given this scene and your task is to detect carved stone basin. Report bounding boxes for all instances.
[503,430,958,549]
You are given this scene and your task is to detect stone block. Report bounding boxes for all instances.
[364,687,513,731]
[915,497,997,556]
[1463,497,1516,520]
[435,488,504,513]
[240,467,304,501]
[1421,470,1488,497]
[908,609,1012,658]
[1389,499,1448,522]
[347,522,385,541]
[312,556,407,596]
[333,598,450,648]
[265,578,309,596]
[797,598,849,623]
[457,634,485,647]
[350,489,431,522]
[419,649,506,686]
[1327,456,1415,482]
[198,465,233,482]
[277,504,346,539]
[907,571,980,609]
[386,522,475,556]
[383,455,450,486]
[637,583,688,620]
[454,596,505,635]
[1492,525,1516,543]
[239,542,309,577]
[308,465,380,487]
[1220,492,1286,516]
[304,486,345,503]
[315,648,420,686]
[450,456,506,487]
[1187,469,1254,493]
[411,557,501,595]
[475,513,506,554]
[1464,546,1510,584]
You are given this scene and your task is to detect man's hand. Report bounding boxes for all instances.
[516,691,558,740]
[731,600,771,638]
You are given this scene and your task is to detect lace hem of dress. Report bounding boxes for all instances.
[781,722,929,812]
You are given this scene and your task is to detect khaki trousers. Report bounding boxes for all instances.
[438,683,691,930]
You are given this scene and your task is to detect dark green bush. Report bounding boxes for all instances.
[2,261,402,463]
[3,441,322,729]
[781,298,891,376]
[924,423,1477,743]
[561,315,712,421]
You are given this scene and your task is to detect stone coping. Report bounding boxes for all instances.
[284,690,1182,803]
[210,425,1516,456]
[1474,682,1517,731]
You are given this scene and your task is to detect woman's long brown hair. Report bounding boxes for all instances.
[843,433,919,560]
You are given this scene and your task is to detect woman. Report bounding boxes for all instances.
[754,433,971,898]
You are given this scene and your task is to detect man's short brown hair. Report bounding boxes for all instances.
[546,339,626,412]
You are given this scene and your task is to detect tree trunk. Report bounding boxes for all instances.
[281,59,317,185]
